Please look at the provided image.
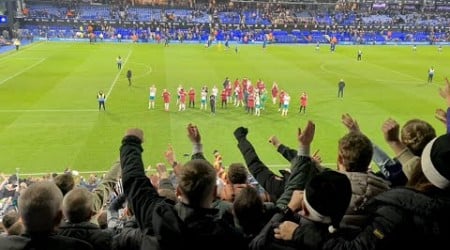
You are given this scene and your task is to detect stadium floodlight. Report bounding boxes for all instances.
[0,15,7,24]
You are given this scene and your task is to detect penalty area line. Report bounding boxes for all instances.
[105,50,133,101]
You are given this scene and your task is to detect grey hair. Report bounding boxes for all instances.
[19,181,63,233]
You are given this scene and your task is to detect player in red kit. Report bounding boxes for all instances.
[271,82,279,105]
[162,89,171,111]
[188,87,196,108]
[178,88,187,111]
[299,92,308,114]
[221,89,228,108]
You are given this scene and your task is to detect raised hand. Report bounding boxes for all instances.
[156,163,169,179]
[187,123,201,143]
[435,108,447,125]
[268,135,281,148]
[312,149,322,164]
[341,113,360,133]
[125,128,144,142]
[164,144,176,166]
[298,120,315,147]
[382,118,400,144]
[149,174,160,189]
[438,79,450,104]
[233,127,248,140]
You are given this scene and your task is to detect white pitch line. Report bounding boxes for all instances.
[0,109,98,112]
[0,58,47,86]
[105,50,133,101]
[0,41,45,62]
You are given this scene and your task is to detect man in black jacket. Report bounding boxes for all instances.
[120,124,247,250]
[126,70,132,86]
[58,188,114,250]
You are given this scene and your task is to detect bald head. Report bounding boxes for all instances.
[19,181,63,234]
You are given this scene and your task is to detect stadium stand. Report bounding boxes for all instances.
[0,0,444,45]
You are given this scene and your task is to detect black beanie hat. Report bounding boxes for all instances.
[304,170,352,233]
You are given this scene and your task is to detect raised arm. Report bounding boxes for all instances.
[234,126,285,202]
[107,193,127,233]
[382,118,418,180]
[164,144,182,177]
[120,128,162,231]
[436,78,450,133]
[341,113,361,133]
[91,159,121,214]
[269,135,298,162]
[187,123,206,160]
[276,121,322,209]
[382,118,406,157]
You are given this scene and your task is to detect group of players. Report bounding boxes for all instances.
[148,77,309,116]
[103,42,443,113]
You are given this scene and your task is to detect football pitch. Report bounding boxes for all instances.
[0,41,447,175]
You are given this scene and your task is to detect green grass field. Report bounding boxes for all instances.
[0,41,448,176]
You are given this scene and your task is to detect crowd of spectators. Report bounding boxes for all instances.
[0,167,113,223]
[21,0,450,27]
[1,0,450,249]
[1,74,450,250]
[6,0,448,43]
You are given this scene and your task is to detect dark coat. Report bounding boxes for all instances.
[323,188,450,250]
[0,233,94,250]
[120,135,248,250]
[236,136,297,202]
[275,156,322,209]
[58,221,114,250]
[250,211,359,250]
[111,219,143,250]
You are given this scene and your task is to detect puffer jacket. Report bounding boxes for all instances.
[58,221,114,250]
[323,187,450,250]
[340,171,391,228]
